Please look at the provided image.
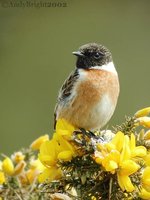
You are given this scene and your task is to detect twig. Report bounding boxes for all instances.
[109,177,113,200]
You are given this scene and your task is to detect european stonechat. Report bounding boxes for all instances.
[54,43,120,130]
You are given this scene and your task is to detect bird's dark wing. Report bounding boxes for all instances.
[54,69,79,129]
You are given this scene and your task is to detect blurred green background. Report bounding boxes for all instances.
[0,0,150,155]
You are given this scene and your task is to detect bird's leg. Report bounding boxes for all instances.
[88,131,99,139]
[73,128,99,146]
[79,128,98,139]
[79,128,87,135]
[79,128,96,139]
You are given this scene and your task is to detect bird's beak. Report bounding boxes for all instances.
[72,51,85,57]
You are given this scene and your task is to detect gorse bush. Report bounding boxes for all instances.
[1,107,150,200]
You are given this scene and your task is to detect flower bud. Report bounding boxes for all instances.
[135,107,150,118]
[2,157,14,176]
[30,134,49,150]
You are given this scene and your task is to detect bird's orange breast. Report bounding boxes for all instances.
[76,69,119,106]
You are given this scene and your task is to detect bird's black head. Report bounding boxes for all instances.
[73,43,112,69]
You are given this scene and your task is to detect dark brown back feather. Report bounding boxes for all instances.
[54,69,79,129]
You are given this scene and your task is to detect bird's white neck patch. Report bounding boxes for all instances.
[91,62,117,75]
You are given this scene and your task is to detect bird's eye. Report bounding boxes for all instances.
[94,52,101,59]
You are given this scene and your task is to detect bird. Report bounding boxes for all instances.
[54,43,120,131]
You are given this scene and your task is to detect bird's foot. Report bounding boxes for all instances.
[79,128,98,139]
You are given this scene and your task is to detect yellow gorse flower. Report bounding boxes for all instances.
[0,160,5,184]
[38,119,76,182]
[0,171,5,184]
[139,188,150,200]
[135,107,150,129]
[137,117,150,128]
[30,134,49,150]
[135,107,150,118]
[2,157,15,176]
[53,121,76,161]
[95,132,146,192]
[130,133,147,157]
[141,167,150,192]
[55,118,75,140]
[1,157,27,178]
[145,153,150,166]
